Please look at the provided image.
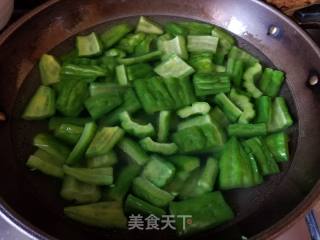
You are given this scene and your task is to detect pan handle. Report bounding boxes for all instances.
[306,210,320,240]
[293,4,320,29]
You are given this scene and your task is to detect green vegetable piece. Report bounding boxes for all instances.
[118,32,146,54]
[127,63,154,81]
[209,106,230,128]
[213,51,226,65]
[48,117,91,131]
[159,35,188,60]
[174,116,226,153]
[136,16,164,35]
[228,123,267,138]
[214,93,242,122]
[132,177,174,207]
[89,82,127,97]
[54,123,83,145]
[163,77,197,108]
[164,170,191,197]
[177,113,215,130]
[27,149,64,178]
[60,176,101,204]
[226,58,244,87]
[164,22,188,36]
[154,54,195,79]
[84,92,122,120]
[56,78,88,117]
[119,111,155,138]
[33,133,71,163]
[118,50,162,65]
[193,72,231,97]
[228,46,259,67]
[33,148,64,166]
[104,48,126,58]
[255,96,272,124]
[219,137,261,190]
[115,64,129,86]
[100,89,141,125]
[178,168,203,199]
[139,137,178,155]
[168,155,200,172]
[64,201,127,229]
[107,163,141,201]
[212,27,236,54]
[268,97,293,133]
[22,85,55,120]
[134,34,156,56]
[87,151,118,168]
[39,54,61,85]
[76,32,102,57]
[59,49,78,64]
[177,21,213,35]
[117,137,150,166]
[259,68,285,97]
[26,155,63,178]
[86,127,124,158]
[243,137,280,175]
[133,77,174,113]
[265,132,289,162]
[214,65,226,73]
[229,88,255,123]
[177,102,210,118]
[189,52,214,73]
[63,165,113,185]
[243,62,263,98]
[66,122,97,165]
[157,111,171,143]
[100,23,133,49]
[61,64,106,82]
[125,194,166,217]
[173,127,205,153]
[198,157,219,192]
[187,35,219,53]
[247,150,264,185]
[179,158,218,199]
[142,155,176,187]
[170,192,234,236]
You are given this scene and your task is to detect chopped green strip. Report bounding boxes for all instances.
[187,35,219,53]
[23,86,56,120]
[139,137,178,155]
[136,16,164,35]
[154,54,194,79]
[119,111,155,138]
[177,102,211,118]
[117,137,150,166]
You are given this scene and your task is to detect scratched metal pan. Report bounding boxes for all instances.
[0,0,320,239]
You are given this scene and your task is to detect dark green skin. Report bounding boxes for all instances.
[243,137,280,176]
[100,23,133,49]
[84,93,122,120]
[54,123,83,145]
[170,192,234,236]
[99,89,141,126]
[265,132,289,162]
[125,194,166,217]
[56,77,89,117]
[107,164,141,201]
[219,137,262,190]
[255,96,272,124]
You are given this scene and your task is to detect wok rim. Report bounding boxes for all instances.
[0,0,319,239]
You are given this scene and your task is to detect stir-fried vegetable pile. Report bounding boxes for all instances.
[23,16,293,236]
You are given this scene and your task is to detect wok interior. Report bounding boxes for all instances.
[8,16,299,239]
